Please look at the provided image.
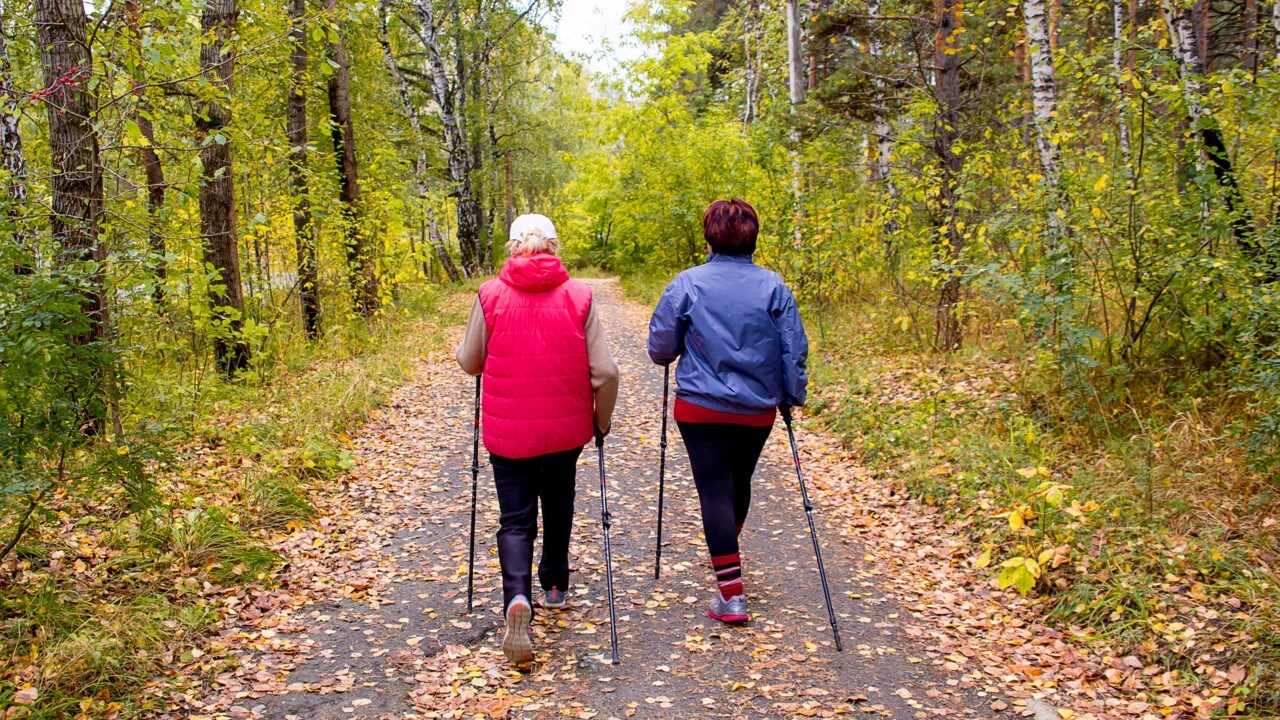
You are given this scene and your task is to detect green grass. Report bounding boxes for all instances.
[0,286,465,717]
[806,311,1279,715]
[618,269,674,306]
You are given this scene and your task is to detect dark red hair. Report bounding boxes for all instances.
[702,198,759,256]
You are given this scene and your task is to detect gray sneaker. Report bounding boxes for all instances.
[502,595,533,665]
[544,587,568,609]
[707,594,749,624]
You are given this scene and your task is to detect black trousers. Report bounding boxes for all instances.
[676,421,772,560]
[490,447,582,611]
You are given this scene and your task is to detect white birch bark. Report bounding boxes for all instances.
[786,0,805,245]
[411,0,481,274]
[1023,0,1061,188]
[1113,0,1132,167]
[1163,1,1203,124]
[742,0,761,130]
[1162,0,1207,178]
[377,5,460,282]
[0,9,31,269]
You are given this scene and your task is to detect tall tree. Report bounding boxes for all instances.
[1023,0,1068,250]
[866,0,899,264]
[1113,0,1132,166]
[324,0,378,313]
[197,0,251,374]
[786,0,805,245]
[1163,0,1269,276]
[412,0,483,275]
[123,0,168,301]
[34,0,107,343]
[376,3,461,282]
[0,7,31,274]
[1242,0,1258,75]
[742,0,761,129]
[288,0,321,336]
[932,0,964,351]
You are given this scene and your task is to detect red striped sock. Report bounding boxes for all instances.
[711,552,743,601]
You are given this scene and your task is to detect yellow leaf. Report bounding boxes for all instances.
[1009,510,1024,531]
[1016,467,1038,479]
[974,549,992,569]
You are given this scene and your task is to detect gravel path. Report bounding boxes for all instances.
[169,281,998,720]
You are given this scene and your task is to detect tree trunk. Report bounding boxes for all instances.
[1024,0,1061,188]
[933,0,964,352]
[288,0,321,337]
[503,151,516,227]
[1113,0,1132,166]
[123,0,168,302]
[867,0,899,265]
[0,16,32,274]
[377,3,461,282]
[35,0,109,429]
[35,0,108,342]
[1274,0,1279,57]
[197,0,250,375]
[1242,0,1257,76]
[1194,0,1209,70]
[786,0,805,245]
[324,0,377,314]
[413,0,481,275]
[1163,0,1269,275]
[742,0,759,130]
[1048,0,1061,52]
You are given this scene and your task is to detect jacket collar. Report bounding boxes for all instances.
[707,252,755,264]
[500,253,571,291]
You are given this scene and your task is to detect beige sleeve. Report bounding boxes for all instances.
[455,296,488,376]
[584,300,620,433]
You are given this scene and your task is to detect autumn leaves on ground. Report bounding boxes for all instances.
[47,284,1248,720]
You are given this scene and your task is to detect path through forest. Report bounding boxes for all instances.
[165,283,1140,720]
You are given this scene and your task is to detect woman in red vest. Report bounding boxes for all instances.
[456,214,620,666]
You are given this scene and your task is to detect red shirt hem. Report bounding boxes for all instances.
[674,397,776,426]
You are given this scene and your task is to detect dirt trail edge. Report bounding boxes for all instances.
[164,282,1134,720]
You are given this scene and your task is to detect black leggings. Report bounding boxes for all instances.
[490,447,582,611]
[676,422,772,561]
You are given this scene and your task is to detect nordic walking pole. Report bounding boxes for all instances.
[467,375,481,615]
[781,406,843,652]
[654,364,671,580]
[596,434,621,664]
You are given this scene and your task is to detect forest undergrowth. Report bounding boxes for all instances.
[0,288,462,717]
[808,297,1280,715]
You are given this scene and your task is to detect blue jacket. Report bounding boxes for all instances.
[647,254,808,414]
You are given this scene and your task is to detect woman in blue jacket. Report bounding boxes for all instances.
[647,198,809,625]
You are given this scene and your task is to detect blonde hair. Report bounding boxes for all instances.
[506,228,560,257]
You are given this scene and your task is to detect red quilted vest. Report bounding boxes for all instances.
[478,254,595,459]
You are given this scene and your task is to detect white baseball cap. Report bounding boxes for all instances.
[508,213,558,241]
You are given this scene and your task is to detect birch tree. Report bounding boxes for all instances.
[1023,0,1061,191]
[1112,0,1131,167]
[197,0,251,374]
[866,0,899,263]
[786,0,805,245]
[0,8,30,274]
[411,0,483,275]
[1163,0,1268,274]
[377,3,461,282]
